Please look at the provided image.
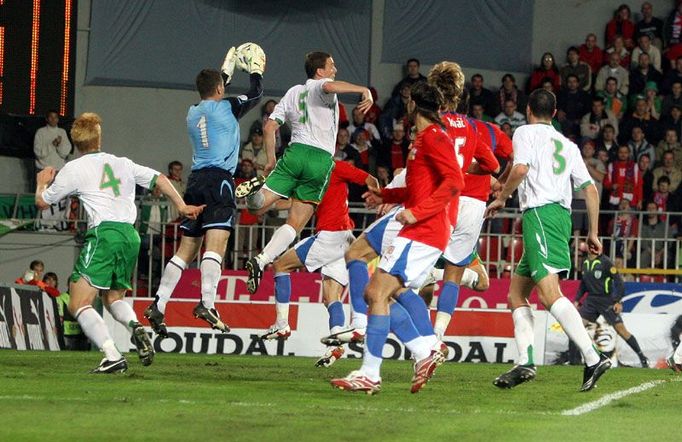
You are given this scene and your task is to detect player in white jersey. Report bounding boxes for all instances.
[236,51,376,295]
[485,89,611,391]
[35,113,203,373]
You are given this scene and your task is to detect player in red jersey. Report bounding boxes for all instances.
[331,82,464,394]
[417,63,500,339]
[260,159,378,368]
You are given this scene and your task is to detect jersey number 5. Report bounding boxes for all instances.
[298,91,309,124]
[454,137,465,168]
[100,164,122,197]
[551,138,566,175]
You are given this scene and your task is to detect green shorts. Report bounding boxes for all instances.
[71,222,141,290]
[264,143,334,204]
[515,203,572,283]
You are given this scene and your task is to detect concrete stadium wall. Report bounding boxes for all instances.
[0,232,79,285]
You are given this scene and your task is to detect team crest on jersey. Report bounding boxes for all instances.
[594,270,602,279]
[386,246,395,256]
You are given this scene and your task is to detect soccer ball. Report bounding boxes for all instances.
[235,42,266,74]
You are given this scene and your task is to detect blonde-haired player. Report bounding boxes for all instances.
[35,113,203,373]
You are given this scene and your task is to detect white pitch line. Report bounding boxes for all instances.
[561,379,668,416]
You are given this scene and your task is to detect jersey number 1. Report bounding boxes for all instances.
[100,164,122,197]
[551,139,566,175]
[197,115,209,148]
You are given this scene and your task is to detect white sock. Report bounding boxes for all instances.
[550,297,600,366]
[275,303,289,327]
[75,306,121,361]
[351,312,367,329]
[360,351,382,381]
[107,300,139,331]
[433,311,451,339]
[246,191,265,211]
[460,268,479,289]
[404,335,437,361]
[257,224,296,269]
[201,251,223,310]
[512,306,535,365]
[674,333,682,364]
[156,256,187,314]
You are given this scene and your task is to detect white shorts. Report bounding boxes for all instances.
[443,196,486,266]
[364,205,403,255]
[294,230,354,285]
[379,236,442,289]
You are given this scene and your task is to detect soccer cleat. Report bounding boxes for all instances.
[639,356,650,368]
[235,175,266,199]
[131,323,155,366]
[315,346,345,368]
[143,302,168,338]
[411,348,447,393]
[193,302,230,333]
[666,356,681,374]
[320,327,366,346]
[580,353,612,392]
[90,357,128,374]
[245,257,263,294]
[493,364,537,389]
[260,323,291,340]
[331,370,381,395]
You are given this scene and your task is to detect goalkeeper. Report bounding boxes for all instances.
[145,44,264,336]
[236,51,375,294]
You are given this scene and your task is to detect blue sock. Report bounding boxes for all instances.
[437,281,460,315]
[274,273,291,303]
[327,301,345,331]
[396,290,434,337]
[390,302,419,343]
[347,260,369,315]
[365,314,390,358]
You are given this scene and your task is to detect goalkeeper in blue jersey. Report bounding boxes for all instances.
[145,44,265,336]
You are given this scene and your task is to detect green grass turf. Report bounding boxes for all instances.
[0,350,679,442]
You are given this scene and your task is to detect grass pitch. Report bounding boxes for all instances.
[0,351,679,441]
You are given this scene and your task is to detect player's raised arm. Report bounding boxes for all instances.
[322,81,373,114]
[226,43,265,119]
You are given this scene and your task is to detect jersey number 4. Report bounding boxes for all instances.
[551,138,566,175]
[100,163,122,197]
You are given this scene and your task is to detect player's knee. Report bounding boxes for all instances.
[364,285,383,305]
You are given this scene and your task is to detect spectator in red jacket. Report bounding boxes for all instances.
[529,52,561,92]
[606,4,636,49]
[579,33,604,76]
[604,145,644,209]
[15,260,45,286]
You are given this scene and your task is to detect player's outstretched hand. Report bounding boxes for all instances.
[377,203,397,216]
[395,209,417,225]
[37,167,56,186]
[362,190,383,209]
[181,204,206,220]
[357,89,374,114]
[613,302,623,314]
[586,231,602,255]
[484,198,505,219]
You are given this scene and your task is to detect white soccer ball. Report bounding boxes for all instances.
[235,42,266,74]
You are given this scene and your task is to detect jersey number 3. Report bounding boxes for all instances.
[551,139,566,175]
[100,163,122,197]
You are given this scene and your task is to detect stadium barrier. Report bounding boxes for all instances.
[0,283,60,351]
[105,297,679,368]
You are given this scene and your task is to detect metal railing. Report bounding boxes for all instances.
[3,192,682,295]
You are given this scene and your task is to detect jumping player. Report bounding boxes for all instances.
[260,159,378,368]
[485,89,611,391]
[331,82,464,394]
[35,113,204,373]
[145,47,264,336]
[237,51,374,294]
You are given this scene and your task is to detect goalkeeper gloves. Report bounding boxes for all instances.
[221,46,237,86]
